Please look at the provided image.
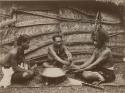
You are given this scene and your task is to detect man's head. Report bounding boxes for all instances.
[52,35,63,47]
[16,34,30,50]
[91,30,109,48]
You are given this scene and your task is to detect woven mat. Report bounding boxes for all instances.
[8,74,125,88]
[0,66,125,88]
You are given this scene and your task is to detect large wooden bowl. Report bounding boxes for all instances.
[40,68,66,84]
[41,68,65,78]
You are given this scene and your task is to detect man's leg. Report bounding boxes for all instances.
[82,71,105,83]
[23,70,34,79]
[11,70,34,84]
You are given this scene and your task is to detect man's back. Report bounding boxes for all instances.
[0,48,18,67]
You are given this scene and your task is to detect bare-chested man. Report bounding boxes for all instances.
[0,35,34,87]
[43,35,72,68]
[72,27,115,84]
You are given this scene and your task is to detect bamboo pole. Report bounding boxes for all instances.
[25,50,123,64]
[1,29,124,46]
[15,9,121,25]
[15,18,59,28]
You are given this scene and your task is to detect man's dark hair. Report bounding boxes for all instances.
[16,34,30,46]
[91,30,109,45]
[52,35,62,41]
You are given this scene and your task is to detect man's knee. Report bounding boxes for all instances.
[28,70,34,76]
[23,71,34,79]
[82,71,93,79]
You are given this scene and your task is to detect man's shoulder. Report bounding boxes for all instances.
[48,45,53,50]
[105,47,111,53]
[101,47,112,57]
[94,47,111,55]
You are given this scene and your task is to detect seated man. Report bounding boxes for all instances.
[72,29,115,84]
[0,34,34,88]
[43,35,72,68]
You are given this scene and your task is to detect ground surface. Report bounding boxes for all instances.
[0,62,125,93]
[0,85,125,93]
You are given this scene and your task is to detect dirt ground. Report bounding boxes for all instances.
[0,61,125,93]
[0,85,125,93]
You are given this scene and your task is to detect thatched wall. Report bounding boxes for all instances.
[0,1,125,63]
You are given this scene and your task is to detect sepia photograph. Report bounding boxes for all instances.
[0,0,125,93]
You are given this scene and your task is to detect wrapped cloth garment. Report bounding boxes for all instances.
[0,62,29,87]
[40,68,67,84]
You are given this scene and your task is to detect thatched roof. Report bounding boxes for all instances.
[0,0,123,5]
[96,0,123,6]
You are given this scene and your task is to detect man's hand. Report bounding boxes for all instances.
[70,64,80,70]
[68,57,72,63]
[19,63,28,70]
[63,60,70,66]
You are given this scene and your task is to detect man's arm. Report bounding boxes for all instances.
[10,50,25,72]
[78,50,96,69]
[48,47,69,65]
[84,49,110,70]
[64,46,72,62]
[70,50,96,70]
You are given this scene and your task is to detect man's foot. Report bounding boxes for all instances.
[92,80,103,86]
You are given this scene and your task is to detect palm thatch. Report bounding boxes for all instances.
[0,1,124,64]
[0,2,125,93]
[96,0,123,6]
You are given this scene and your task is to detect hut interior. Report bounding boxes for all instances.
[0,0,125,92]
